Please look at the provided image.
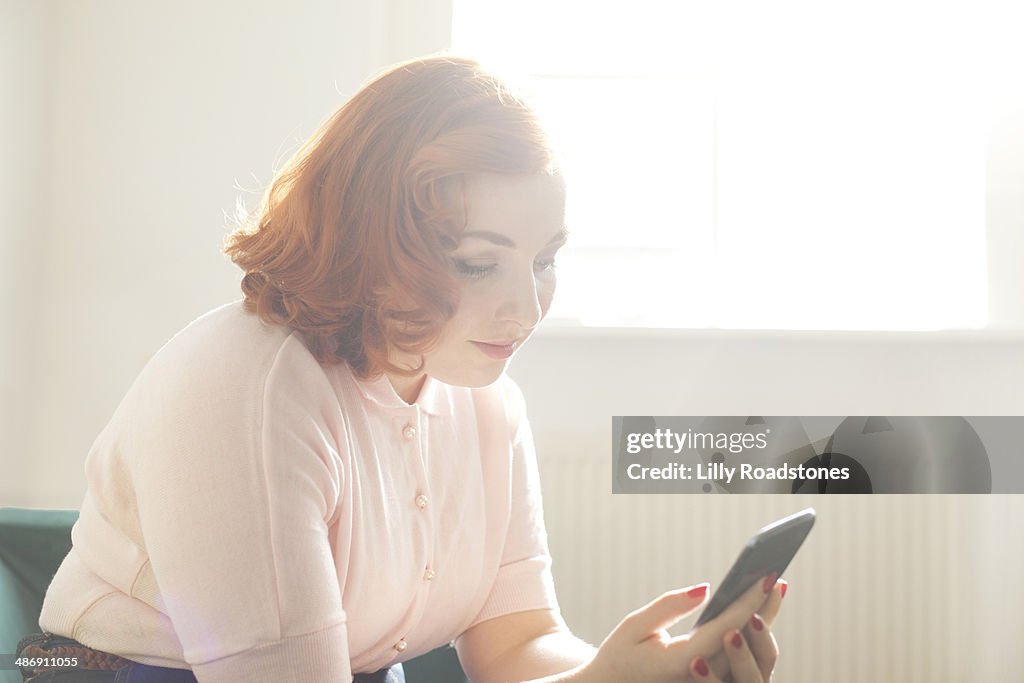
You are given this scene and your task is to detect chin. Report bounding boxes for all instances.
[440,363,507,389]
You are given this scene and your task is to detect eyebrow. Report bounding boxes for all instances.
[459,226,570,249]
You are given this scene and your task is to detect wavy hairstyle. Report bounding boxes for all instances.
[225,55,557,379]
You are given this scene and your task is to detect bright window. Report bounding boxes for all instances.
[452,1,989,330]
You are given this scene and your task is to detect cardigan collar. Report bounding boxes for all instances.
[349,366,453,417]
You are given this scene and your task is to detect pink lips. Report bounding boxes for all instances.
[470,340,519,359]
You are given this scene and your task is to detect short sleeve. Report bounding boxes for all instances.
[466,378,561,628]
[128,334,353,682]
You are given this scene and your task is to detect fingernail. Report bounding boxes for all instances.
[750,614,764,631]
[693,657,710,677]
[686,583,709,599]
[730,631,743,649]
[762,572,779,594]
[778,579,788,599]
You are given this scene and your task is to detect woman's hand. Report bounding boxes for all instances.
[702,578,785,682]
[576,576,783,683]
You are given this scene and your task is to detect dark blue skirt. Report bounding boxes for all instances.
[16,632,404,682]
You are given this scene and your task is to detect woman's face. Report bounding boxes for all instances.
[387,172,568,402]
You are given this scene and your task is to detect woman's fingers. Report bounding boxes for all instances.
[618,583,710,643]
[756,579,786,627]
[703,649,731,680]
[721,628,764,682]
[740,580,784,679]
[677,574,774,657]
[705,613,780,682]
[589,580,778,683]
[689,630,772,683]
[743,614,779,681]
[688,655,725,682]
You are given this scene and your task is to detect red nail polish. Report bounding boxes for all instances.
[762,573,779,594]
[750,614,764,631]
[731,631,743,649]
[687,584,709,599]
[694,657,710,677]
[779,579,788,599]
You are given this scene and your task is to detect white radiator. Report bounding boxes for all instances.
[537,452,1024,682]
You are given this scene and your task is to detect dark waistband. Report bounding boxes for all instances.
[17,632,405,682]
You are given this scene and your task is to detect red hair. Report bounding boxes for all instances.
[225,55,557,378]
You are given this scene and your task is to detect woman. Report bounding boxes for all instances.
[22,55,784,682]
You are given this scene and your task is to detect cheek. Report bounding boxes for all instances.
[441,292,487,336]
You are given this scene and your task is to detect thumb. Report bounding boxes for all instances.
[620,583,710,643]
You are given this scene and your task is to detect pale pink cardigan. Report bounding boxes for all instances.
[40,301,560,682]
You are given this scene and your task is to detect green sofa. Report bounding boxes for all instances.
[0,508,468,683]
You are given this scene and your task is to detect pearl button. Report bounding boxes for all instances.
[402,424,416,440]
[414,494,429,510]
[423,568,436,581]
[394,639,407,652]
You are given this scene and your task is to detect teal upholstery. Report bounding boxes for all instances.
[404,644,469,683]
[0,508,468,683]
[0,508,77,683]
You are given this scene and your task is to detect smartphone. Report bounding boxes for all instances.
[692,507,816,628]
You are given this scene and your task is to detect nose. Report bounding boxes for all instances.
[496,267,545,331]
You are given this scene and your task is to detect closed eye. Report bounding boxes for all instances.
[453,259,497,280]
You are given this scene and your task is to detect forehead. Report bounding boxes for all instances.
[457,173,566,246]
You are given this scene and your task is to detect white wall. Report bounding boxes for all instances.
[1,0,56,507]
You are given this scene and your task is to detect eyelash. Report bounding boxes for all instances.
[453,258,558,280]
[454,262,496,280]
